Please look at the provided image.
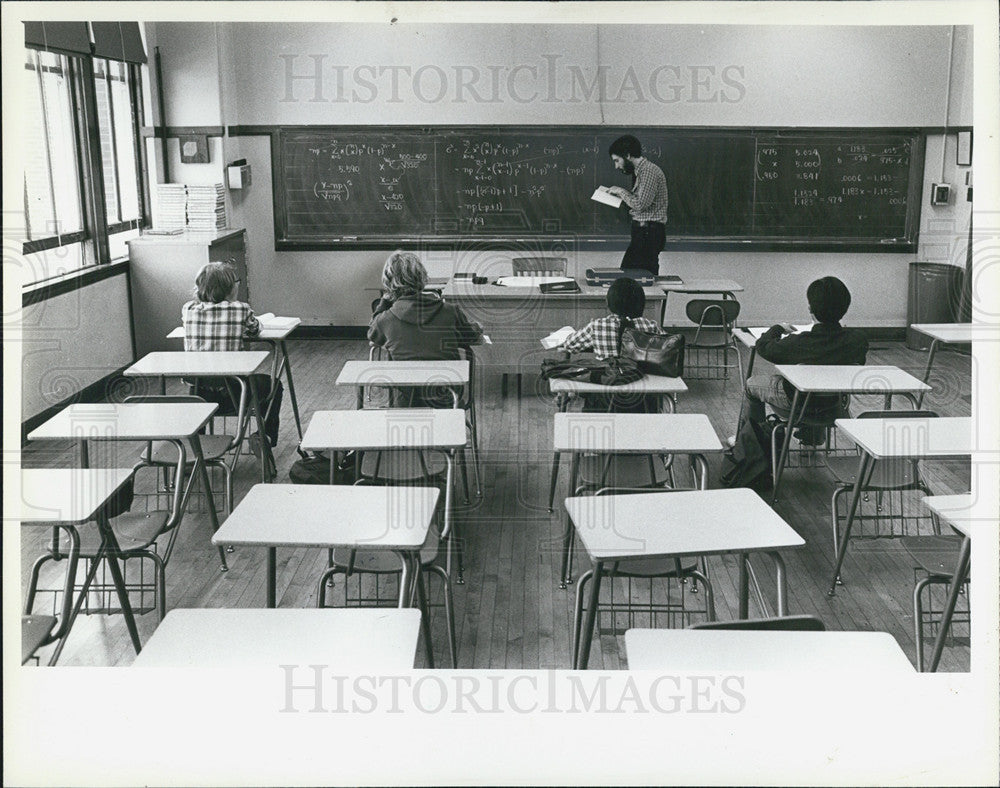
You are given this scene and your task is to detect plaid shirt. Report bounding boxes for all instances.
[620,157,668,224]
[562,315,662,359]
[181,299,260,351]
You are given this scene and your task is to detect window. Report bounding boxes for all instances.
[93,57,142,230]
[23,49,86,246]
[22,27,148,283]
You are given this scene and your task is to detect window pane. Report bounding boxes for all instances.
[111,63,140,220]
[93,59,120,224]
[40,52,84,235]
[94,58,143,226]
[23,50,84,240]
[20,240,92,285]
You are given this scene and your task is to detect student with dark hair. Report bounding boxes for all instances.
[605,134,669,275]
[561,277,663,412]
[738,275,868,432]
[181,261,283,449]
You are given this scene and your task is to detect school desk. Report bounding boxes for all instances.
[922,494,977,672]
[770,365,932,501]
[553,412,724,589]
[546,373,689,511]
[829,418,972,596]
[624,628,914,671]
[336,359,479,496]
[211,483,439,609]
[124,350,274,482]
[566,488,805,669]
[132,608,421,669]
[908,323,976,408]
[18,467,135,664]
[300,407,467,580]
[167,318,305,449]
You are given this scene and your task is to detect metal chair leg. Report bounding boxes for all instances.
[428,563,457,668]
[415,573,435,669]
[571,569,594,669]
[913,576,932,672]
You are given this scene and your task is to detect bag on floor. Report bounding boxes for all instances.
[288,452,355,485]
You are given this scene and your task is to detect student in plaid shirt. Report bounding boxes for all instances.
[560,277,663,413]
[562,277,662,359]
[181,262,283,447]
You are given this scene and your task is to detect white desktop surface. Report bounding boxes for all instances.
[132,608,420,669]
[566,487,804,561]
[775,364,930,394]
[553,413,723,454]
[28,402,218,442]
[625,629,914,671]
[211,483,439,550]
[300,408,467,452]
[835,417,972,460]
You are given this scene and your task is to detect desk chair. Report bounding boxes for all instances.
[127,394,245,523]
[359,346,481,501]
[25,446,193,629]
[689,614,826,631]
[317,473,458,669]
[770,395,853,502]
[827,410,939,565]
[571,486,716,668]
[900,534,969,671]
[683,299,743,380]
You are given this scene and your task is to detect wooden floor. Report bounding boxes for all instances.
[20,338,973,670]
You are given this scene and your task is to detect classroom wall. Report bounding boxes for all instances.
[145,22,974,327]
[21,272,134,421]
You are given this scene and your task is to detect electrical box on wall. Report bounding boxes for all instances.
[227,162,251,190]
[930,183,951,205]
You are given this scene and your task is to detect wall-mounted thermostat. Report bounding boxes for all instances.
[930,183,951,205]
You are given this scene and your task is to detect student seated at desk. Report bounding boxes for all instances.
[368,250,482,406]
[561,277,664,412]
[736,275,868,442]
[181,262,283,448]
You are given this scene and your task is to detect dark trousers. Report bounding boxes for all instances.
[620,221,665,275]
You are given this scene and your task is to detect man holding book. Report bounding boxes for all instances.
[604,135,669,275]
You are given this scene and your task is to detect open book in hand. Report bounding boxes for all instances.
[591,186,623,209]
[255,313,300,330]
[540,326,575,350]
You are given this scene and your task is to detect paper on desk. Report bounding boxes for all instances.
[540,326,575,350]
[747,324,814,340]
[256,313,299,330]
[592,186,623,208]
[481,335,493,345]
[495,275,575,288]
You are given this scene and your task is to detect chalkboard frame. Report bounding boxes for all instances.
[247,125,926,253]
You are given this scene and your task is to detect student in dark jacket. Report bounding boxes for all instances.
[740,275,868,428]
[368,250,482,405]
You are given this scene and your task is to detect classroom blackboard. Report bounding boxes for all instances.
[270,127,924,251]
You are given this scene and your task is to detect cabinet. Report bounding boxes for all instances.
[127,229,248,356]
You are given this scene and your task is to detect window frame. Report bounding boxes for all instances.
[21,42,149,275]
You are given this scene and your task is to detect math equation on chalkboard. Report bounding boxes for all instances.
[272,127,922,249]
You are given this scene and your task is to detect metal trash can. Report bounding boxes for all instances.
[906,262,965,350]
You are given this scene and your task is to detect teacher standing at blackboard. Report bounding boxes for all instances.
[606,135,668,276]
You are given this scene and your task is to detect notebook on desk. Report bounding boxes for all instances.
[746,324,814,340]
[656,275,684,284]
